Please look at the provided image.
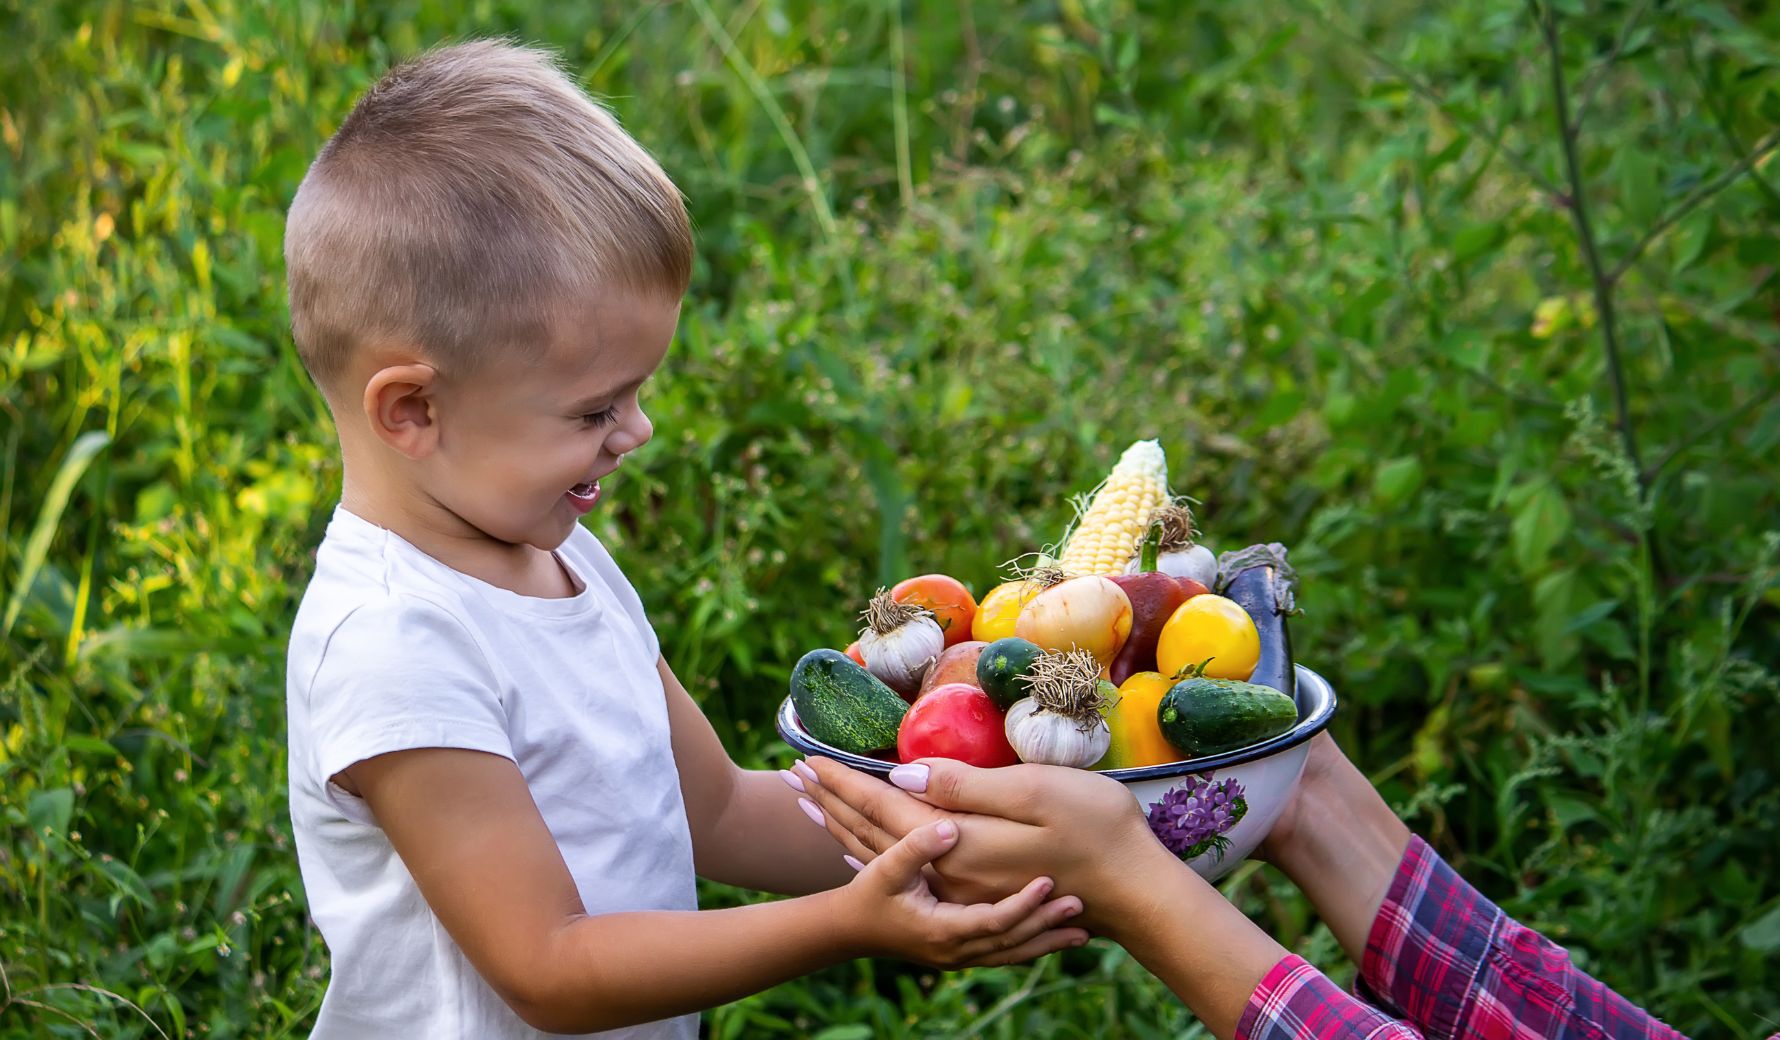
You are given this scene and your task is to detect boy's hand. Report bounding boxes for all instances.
[841,818,1089,969]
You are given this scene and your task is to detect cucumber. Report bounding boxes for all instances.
[976,637,1044,710]
[790,649,908,754]
[1157,676,1298,757]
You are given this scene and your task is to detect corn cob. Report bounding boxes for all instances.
[1057,439,1170,576]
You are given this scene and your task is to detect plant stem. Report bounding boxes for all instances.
[888,0,914,211]
[1607,127,1780,284]
[1531,1,1648,503]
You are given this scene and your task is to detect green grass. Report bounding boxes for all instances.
[4,0,1779,1036]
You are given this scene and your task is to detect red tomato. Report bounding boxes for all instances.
[897,683,1019,768]
[843,641,867,667]
[1176,577,1209,600]
[891,574,978,648]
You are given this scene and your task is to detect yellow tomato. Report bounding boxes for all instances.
[1156,595,1259,680]
[971,579,1040,641]
[1096,671,1182,770]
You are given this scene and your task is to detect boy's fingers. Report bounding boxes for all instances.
[964,894,1083,955]
[862,820,958,891]
[954,874,1055,938]
[959,926,1090,968]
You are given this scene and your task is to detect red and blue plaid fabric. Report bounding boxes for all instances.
[1237,836,1702,1040]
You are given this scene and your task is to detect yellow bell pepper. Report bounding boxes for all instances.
[1095,671,1183,769]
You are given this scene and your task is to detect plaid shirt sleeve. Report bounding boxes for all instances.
[1237,835,1699,1040]
[1356,835,1688,1040]
[1236,955,1424,1039]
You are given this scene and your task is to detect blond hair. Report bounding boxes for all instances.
[284,39,692,388]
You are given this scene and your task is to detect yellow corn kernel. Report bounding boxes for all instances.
[1058,440,1169,575]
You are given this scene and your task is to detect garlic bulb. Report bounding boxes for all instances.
[1005,697,1111,768]
[1124,500,1217,587]
[1003,649,1115,768]
[1146,543,1217,587]
[857,588,944,698]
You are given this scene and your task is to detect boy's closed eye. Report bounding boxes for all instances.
[579,406,620,428]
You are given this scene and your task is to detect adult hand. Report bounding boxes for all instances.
[797,756,1166,934]
[800,757,1287,1039]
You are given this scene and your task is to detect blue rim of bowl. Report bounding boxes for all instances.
[776,663,1339,781]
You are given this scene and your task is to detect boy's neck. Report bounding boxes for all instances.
[340,465,578,600]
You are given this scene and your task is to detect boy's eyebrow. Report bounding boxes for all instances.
[564,374,650,412]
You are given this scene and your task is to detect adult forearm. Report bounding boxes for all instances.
[1102,848,1290,1040]
[517,890,855,1033]
[1267,750,1410,966]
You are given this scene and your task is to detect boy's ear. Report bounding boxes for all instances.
[364,363,441,459]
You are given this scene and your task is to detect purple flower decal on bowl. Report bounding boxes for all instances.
[1147,773,1249,861]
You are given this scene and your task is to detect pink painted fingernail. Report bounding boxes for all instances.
[778,769,805,793]
[889,763,929,792]
[798,798,825,828]
[792,760,820,784]
[843,854,864,872]
[935,819,956,841]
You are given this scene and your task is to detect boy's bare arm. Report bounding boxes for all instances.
[658,657,856,894]
[345,746,1083,1034]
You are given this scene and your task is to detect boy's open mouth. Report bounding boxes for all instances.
[566,481,601,513]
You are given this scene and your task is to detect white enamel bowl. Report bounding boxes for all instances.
[776,664,1337,881]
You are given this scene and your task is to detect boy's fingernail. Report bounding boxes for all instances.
[798,798,825,828]
[935,819,957,841]
[1038,878,1054,897]
[1065,900,1082,917]
[778,769,806,793]
[1072,934,1089,947]
[792,760,820,784]
[889,763,929,792]
[843,854,864,872]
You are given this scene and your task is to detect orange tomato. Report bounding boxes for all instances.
[897,573,982,644]
[891,574,978,647]
[843,641,867,667]
[1155,594,1259,680]
[970,579,1041,642]
[1096,671,1182,769]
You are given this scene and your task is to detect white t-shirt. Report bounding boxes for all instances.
[285,507,698,1039]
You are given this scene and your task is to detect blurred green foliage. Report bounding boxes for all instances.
[3,0,1779,1036]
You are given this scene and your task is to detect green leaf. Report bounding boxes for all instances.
[1511,480,1571,574]
[63,735,119,756]
[1373,456,1425,506]
[812,1027,873,1040]
[1562,599,1620,634]
[1740,903,1780,953]
[1451,222,1504,264]
[4,430,109,637]
[27,787,74,835]
[97,858,155,911]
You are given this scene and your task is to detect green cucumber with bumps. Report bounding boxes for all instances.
[790,649,908,754]
[1157,676,1298,757]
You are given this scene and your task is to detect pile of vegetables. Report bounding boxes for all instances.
[787,439,1302,772]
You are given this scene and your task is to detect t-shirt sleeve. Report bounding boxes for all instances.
[301,594,513,823]
[576,531,661,662]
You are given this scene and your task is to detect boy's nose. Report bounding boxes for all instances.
[610,409,653,455]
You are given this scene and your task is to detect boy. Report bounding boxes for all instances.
[282,40,1086,1039]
